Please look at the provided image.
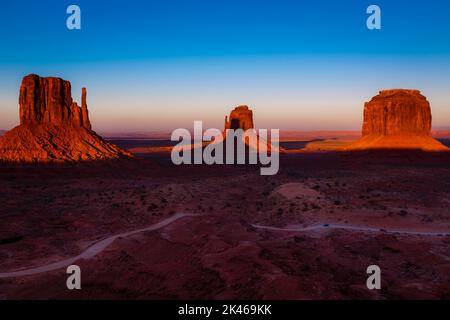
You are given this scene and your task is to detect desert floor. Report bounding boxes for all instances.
[0,141,450,299]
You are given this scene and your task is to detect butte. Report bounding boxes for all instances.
[0,74,132,163]
[347,89,448,151]
[223,105,279,153]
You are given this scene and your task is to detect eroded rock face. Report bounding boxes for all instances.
[348,89,448,151]
[81,87,92,130]
[19,74,92,129]
[224,105,254,131]
[362,90,431,136]
[0,74,132,163]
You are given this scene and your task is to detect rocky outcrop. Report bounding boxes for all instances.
[224,105,254,131]
[361,89,431,136]
[348,89,448,151]
[81,87,91,130]
[0,74,132,163]
[19,74,92,129]
[221,105,281,154]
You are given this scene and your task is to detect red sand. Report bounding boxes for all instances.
[1,150,450,299]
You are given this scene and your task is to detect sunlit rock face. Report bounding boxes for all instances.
[0,74,132,163]
[362,89,431,137]
[19,74,92,129]
[224,105,254,131]
[347,89,448,151]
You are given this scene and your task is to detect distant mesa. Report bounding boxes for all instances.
[347,89,448,151]
[224,105,254,131]
[362,89,430,136]
[0,74,132,163]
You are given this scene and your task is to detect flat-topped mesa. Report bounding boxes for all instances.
[362,89,431,137]
[347,89,448,151]
[19,74,91,129]
[224,105,254,131]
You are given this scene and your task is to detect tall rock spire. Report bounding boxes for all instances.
[81,87,92,130]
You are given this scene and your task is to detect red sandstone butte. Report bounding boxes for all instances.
[0,74,132,163]
[224,105,254,131]
[347,89,448,151]
[222,105,279,153]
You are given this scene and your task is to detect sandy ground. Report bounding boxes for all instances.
[0,148,450,299]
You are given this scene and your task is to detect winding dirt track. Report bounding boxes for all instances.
[252,223,450,237]
[0,213,196,279]
[1,213,449,279]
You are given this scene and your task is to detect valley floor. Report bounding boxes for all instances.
[0,150,450,299]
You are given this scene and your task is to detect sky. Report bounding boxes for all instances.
[1,0,450,132]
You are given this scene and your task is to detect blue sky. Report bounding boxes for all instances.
[1,0,450,131]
